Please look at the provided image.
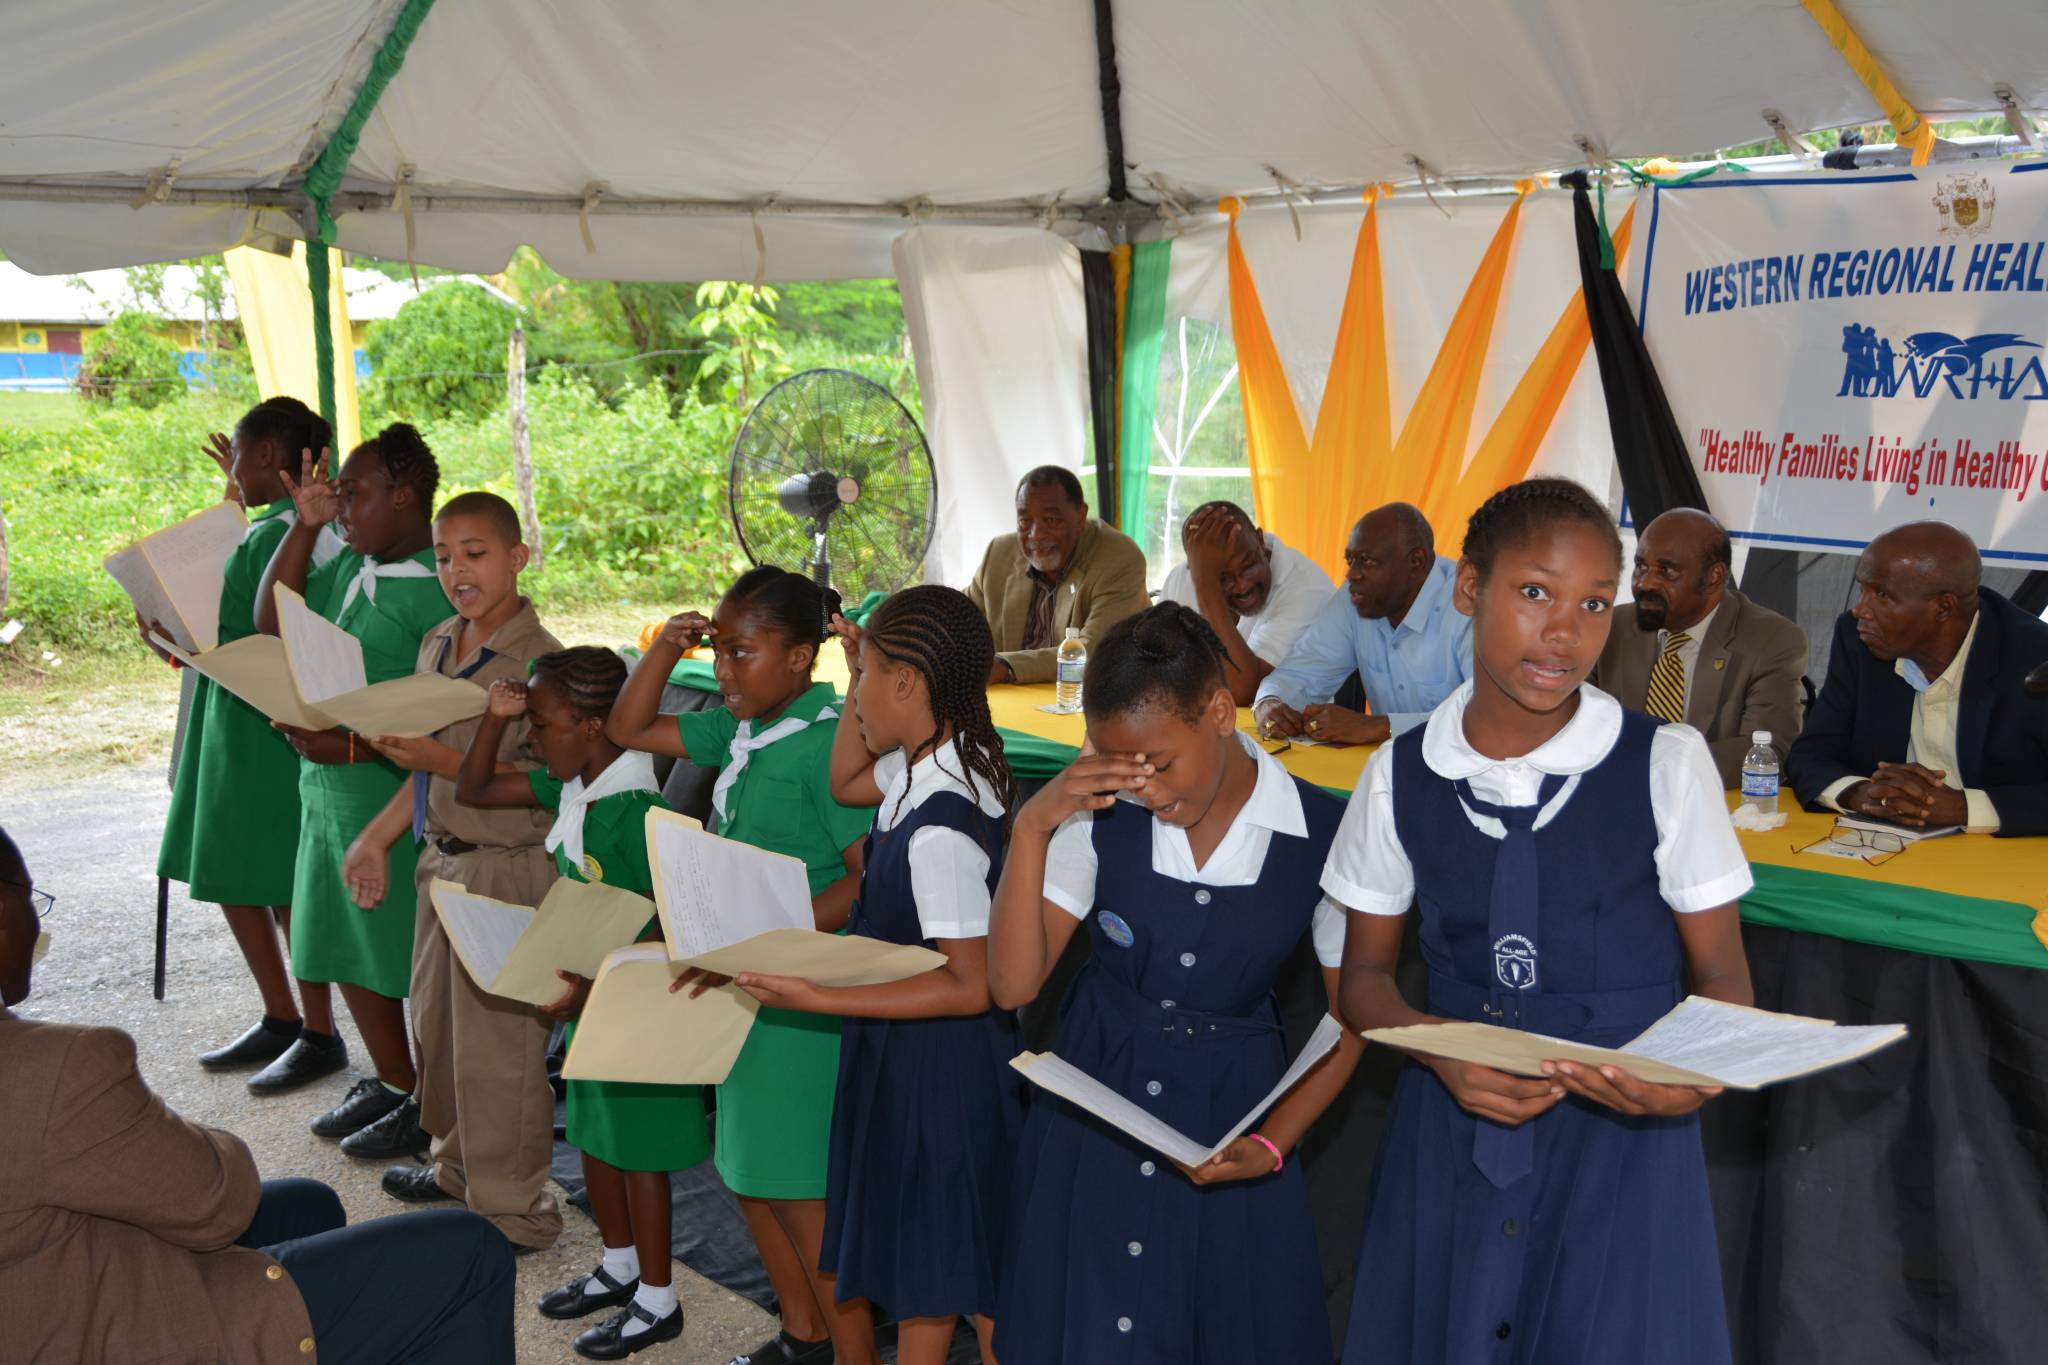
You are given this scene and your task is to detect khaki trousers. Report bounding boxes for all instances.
[410,841,563,1249]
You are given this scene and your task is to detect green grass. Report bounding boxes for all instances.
[0,390,87,430]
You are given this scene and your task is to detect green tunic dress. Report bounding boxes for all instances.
[531,770,712,1174]
[676,681,874,1200]
[156,500,303,906]
[288,546,449,996]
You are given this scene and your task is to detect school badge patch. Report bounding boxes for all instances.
[1492,933,1537,990]
[1098,911,1136,948]
[582,854,605,883]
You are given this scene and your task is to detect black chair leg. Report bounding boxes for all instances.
[153,875,169,1001]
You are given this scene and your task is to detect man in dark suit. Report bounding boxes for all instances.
[0,829,517,1363]
[1596,508,1808,787]
[1786,522,2048,836]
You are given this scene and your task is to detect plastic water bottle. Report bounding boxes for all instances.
[1055,627,1087,713]
[1741,730,1779,815]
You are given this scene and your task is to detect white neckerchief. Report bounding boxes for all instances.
[545,750,660,872]
[247,506,347,567]
[711,699,837,824]
[338,551,435,616]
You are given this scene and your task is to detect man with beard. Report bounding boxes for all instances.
[1595,507,1807,787]
[967,465,1149,684]
[1788,520,2048,835]
[1159,501,1334,704]
[1252,503,1472,746]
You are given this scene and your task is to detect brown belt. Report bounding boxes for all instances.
[434,836,479,856]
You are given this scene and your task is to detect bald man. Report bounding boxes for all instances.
[1253,503,1473,746]
[1594,508,1808,787]
[1787,522,2048,836]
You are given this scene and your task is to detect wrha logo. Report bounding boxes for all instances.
[1933,174,1996,237]
[1833,322,2046,400]
[1492,934,1538,991]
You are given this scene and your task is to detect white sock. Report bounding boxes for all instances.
[378,1081,409,1098]
[586,1244,639,1293]
[623,1281,677,1336]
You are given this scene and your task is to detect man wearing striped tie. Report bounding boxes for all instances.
[1595,508,1808,788]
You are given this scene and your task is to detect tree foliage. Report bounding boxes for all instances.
[74,313,185,410]
[362,281,518,421]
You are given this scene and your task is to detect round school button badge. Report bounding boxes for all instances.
[1099,911,1135,949]
[582,854,605,883]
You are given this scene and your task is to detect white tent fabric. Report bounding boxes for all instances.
[5,1,2048,277]
[894,226,1093,586]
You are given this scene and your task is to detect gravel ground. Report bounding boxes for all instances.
[4,765,777,1364]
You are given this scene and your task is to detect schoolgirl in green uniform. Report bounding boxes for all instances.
[254,424,451,1149]
[609,566,873,1365]
[148,397,341,1087]
[455,646,704,1361]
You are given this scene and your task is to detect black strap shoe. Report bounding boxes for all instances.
[310,1078,404,1139]
[380,1163,456,1204]
[538,1264,638,1320]
[574,1300,683,1360]
[199,1016,301,1072]
[339,1094,429,1160]
[246,1031,347,1095]
[727,1329,834,1365]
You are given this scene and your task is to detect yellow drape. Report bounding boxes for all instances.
[1301,188,1394,573]
[224,243,361,456]
[1223,197,1315,552]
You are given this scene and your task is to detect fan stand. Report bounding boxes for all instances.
[777,470,862,594]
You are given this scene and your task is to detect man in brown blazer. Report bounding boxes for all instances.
[1595,508,1809,788]
[966,464,1150,683]
[0,829,515,1364]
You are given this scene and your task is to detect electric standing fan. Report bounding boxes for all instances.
[727,368,935,604]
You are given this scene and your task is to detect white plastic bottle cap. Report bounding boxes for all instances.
[1752,730,1771,745]
[1065,626,1080,640]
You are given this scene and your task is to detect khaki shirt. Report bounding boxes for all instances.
[414,600,563,849]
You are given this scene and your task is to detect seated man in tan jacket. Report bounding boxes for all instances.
[0,829,514,1365]
[966,464,1150,683]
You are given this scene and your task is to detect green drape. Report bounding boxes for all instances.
[1115,239,1171,541]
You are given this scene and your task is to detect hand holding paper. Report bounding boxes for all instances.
[272,583,487,737]
[103,502,246,654]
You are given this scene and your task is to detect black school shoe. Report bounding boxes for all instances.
[381,1163,456,1204]
[340,1094,429,1160]
[199,1016,301,1071]
[310,1078,405,1139]
[538,1264,637,1320]
[726,1329,833,1365]
[574,1301,683,1360]
[246,1030,347,1094]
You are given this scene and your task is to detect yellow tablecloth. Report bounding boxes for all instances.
[1732,798,2046,914]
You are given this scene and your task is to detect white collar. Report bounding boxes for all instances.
[1221,729,1308,839]
[1420,680,1624,780]
[879,737,1008,829]
[1896,610,1978,695]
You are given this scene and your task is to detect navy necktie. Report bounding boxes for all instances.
[1455,771,1567,1189]
[412,639,497,843]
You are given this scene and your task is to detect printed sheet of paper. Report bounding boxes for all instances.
[682,927,945,987]
[562,944,761,1085]
[429,879,534,998]
[1365,996,1906,1091]
[1012,1014,1346,1169]
[103,502,245,653]
[272,583,486,737]
[158,634,330,730]
[274,583,370,701]
[646,808,812,958]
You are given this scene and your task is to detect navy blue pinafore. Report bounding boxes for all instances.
[819,791,1024,1320]
[1343,710,1731,1365]
[995,780,1344,1365]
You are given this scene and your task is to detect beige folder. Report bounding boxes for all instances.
[265,582,485,737]
[428,877,655,1008]
[561,944,762,1085]
[682,926,945,987]
[158,633,328,730]
[103,502,245,654]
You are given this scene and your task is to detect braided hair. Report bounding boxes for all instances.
[530,646,629,719]
[863,585,1014,824]
[1461,477,1621,583]
[235,395,332,461]
[356,421,441,508]
[1083,602,1231,722]
[722,565,841,668]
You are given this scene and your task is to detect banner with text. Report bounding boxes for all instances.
[1635,164,2048,565]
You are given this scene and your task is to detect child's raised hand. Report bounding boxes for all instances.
[203,431,242,506]
[342,832,390,908]
[364,733,458,774]
[1018,741,1154,835]
[830,613,864,681]
[732,971,823,1011]
[657,611,714,652]
[1178,1135,1283,1186]
[1426,1057,1566,1127]
[487,679,529,718]
[538,970,593,1022]
[277,446,340,527]
[1541,1060,1722,1118]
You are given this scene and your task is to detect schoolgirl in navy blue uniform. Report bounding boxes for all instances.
[1330,479,1756,1364]
[987,603,1365,1365]
[729,585,1022,1365]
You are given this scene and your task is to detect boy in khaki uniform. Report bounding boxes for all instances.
[347,492,565,1249]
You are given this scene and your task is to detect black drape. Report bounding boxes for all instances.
[1080,248,1120,525]
[1563,170,1709,527]
[2015,569,2048,615]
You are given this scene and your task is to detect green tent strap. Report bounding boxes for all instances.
[1116,239,1171,542]
[299,0,440,435]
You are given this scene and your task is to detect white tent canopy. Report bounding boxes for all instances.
[5,0,2048,278]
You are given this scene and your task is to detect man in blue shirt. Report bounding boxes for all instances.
[1251,502,1474,745]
